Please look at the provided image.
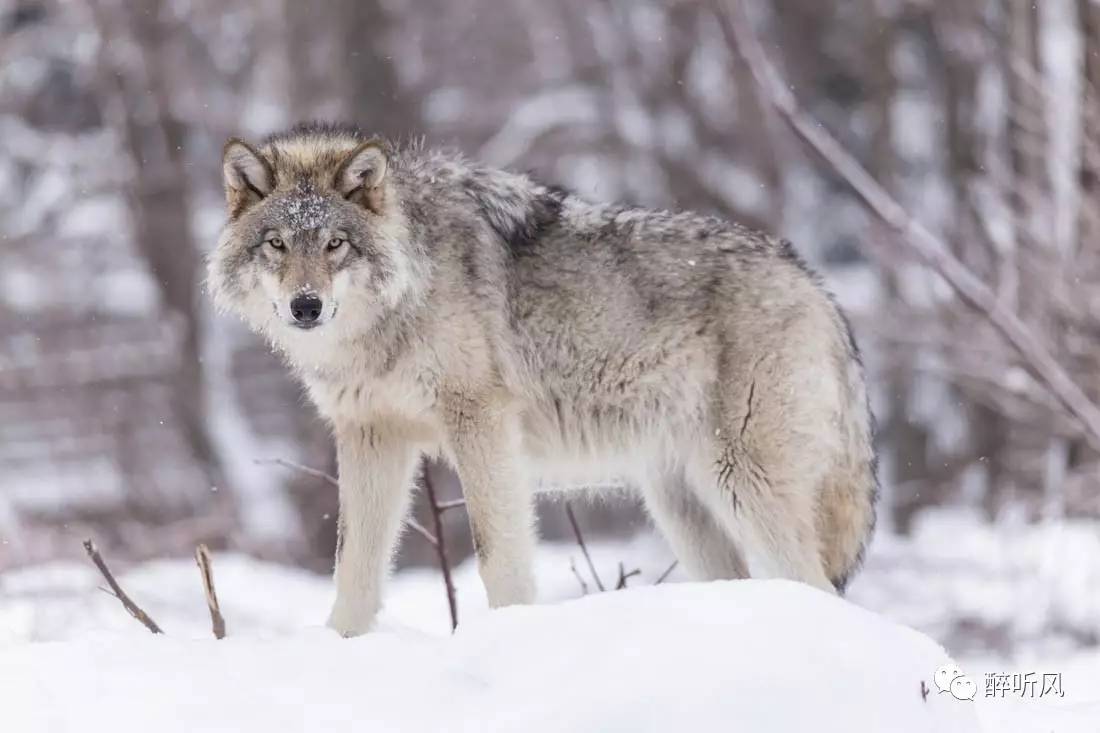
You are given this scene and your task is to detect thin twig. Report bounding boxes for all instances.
[569,556,590,594]
[256,456,439,545]
[655,560,679,585]
[564,502,605,592]
[82,539,163,634]
[615,561,642,590]
[194,544,226,640]
[254,457,337,486]
[434,498,467,511]
[720,0,1100,451]
[423,462,459,631]
[406,517,439,547]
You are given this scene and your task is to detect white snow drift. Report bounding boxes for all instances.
[1,580,978,733]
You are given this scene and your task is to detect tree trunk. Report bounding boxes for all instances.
[285,0,418,137]
[1078,0,1100,251]
[91,0,234,528]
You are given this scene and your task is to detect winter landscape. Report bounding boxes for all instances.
[3,0,1100,731]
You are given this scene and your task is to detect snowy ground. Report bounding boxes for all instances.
[2,509,1099,731]
[2,577,982,732]
[850,508,1100,659]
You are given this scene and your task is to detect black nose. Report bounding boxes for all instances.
[290,294,323,324]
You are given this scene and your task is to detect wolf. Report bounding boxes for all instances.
[208,122,878,636]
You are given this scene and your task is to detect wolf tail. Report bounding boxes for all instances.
[817,320,879,594]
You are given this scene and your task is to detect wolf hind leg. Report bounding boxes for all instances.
[685,437,836,593]
[640,466,749,580]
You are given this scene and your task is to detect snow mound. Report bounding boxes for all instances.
[2,580,976,732]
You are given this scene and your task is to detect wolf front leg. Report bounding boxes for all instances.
[444,398,537,608]
[326,422,420,637]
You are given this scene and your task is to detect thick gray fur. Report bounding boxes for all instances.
[209,122,878,636]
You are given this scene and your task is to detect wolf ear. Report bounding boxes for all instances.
[222,139,273,213]
[336,141,388,210]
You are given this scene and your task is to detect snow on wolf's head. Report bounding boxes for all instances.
[208,122,415,348]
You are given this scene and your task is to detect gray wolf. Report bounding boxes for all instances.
[208,122,878,636]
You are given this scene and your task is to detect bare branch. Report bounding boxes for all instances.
[564,502,605,592]
[655,560,679,585]
[720,0,1100,451]
[254,457,338,486]
[82,539,163,634]
[405,517,439,548]
[422,462,459,631]
[569,556,590,595]
[615,561,642,590]
[194,544,225,640]
[256,457,440,545]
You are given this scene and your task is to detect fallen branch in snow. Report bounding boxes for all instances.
[194,544,226,640]
[615,562,642,590]
[82,539,163,634]
[422,462,459,631]
[564,501,606,592]
[564,504,675,591]
[655,561,678,585]
[719,0,1100,451]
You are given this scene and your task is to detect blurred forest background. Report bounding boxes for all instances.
[3,0,1100,622]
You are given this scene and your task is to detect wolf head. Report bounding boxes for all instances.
[208,123,416,345]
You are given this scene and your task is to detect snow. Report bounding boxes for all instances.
[1,579,978,733]
[272,189,334,232]
[3,514,1099,731]
[1,536,680,643]
[848,508,1100,658]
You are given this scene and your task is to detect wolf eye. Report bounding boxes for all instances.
[327,237,347,251]
[265,236,285,251]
